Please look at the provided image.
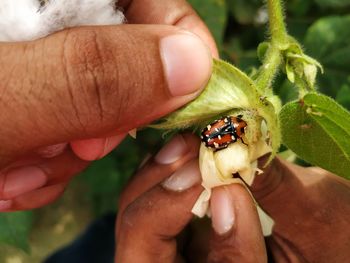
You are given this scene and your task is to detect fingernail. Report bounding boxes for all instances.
[160,33,212,97]
[71,138,105,161]
[36,143,68,158]
[0,200,12,211]
[211,187,235,235]
[71,134,125,161]
[100,134,126,158]
[162,159,201,191]
[155,135,188,164]
[3,166,47,199]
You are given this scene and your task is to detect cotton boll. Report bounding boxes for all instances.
[38,0,125,37]
[0,0,41,41]
[0,0,125,42]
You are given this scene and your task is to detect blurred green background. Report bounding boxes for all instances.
[1,0,349,262]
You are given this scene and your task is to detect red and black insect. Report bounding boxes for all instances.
[200,115,247,151]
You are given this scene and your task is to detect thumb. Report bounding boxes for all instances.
[0,25,211,162]
[209,185,267,263]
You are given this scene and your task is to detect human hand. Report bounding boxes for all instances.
[115,134,267,263]
[251,157,350,263]
[115,134,350,263]
[0,0,216,211]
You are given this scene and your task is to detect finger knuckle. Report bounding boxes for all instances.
[119,201,144,231]
[61,28,120,130]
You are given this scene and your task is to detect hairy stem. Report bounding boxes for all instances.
[267,0,287,43]
[255,0,288,94]
[255,45,281,94]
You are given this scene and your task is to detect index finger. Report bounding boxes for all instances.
[119,0,219,57]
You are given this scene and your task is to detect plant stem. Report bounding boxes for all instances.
[267,0,287,44]
[255,0,288,93]
[255,45,281,94]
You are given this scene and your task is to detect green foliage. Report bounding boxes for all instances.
[79,155,132,217]
[0,212,33,253]
[280,93,350,178]
[187,0,227,46]
[226,0,262,25]
[79,130,163,217]
[314,0,350,8]
[304,15,350,99]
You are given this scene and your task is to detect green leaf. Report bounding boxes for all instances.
[280,93,350,179]
[314,0,350,8]
[188,0,227,45]
[0,211,33,252]
[304,16,350,98]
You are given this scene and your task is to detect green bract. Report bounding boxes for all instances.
[151,59,281,160]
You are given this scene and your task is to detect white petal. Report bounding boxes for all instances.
[199,144,224,188]
[191,189,211,218]
[257,205,275,236]
[239,165,255,186]
[128,129,137,139]
[193,144,241,218]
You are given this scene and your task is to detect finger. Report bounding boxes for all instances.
[116,159,202,263]
[0,148,88,201]
[208,184,267,263]
[119,0,218,57]
[307,166,350,186]
[70,133,127,161]
[252,156,350,220]
[35,143,68,158]
[252,157,350,262]
[1,183,67,212]
[0,25,212,165]
[116,133,200,237]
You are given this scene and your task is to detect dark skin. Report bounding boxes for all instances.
[116,134,350,263]
[1,1,349,261]
[0,0,216,211]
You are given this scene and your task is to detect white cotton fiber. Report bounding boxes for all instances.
[0,0,125,42]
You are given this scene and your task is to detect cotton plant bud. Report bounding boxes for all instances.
[153,59,280,236]
[282,42,323,91]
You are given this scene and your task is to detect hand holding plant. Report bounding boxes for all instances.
[153,0,350,228]
[116,134,350,262]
